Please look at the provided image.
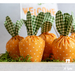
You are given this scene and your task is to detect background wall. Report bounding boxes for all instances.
[0,3,20,53]
[0,3,75,53]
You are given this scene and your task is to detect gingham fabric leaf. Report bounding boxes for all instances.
[41,12,54,33]
[5,16,15,37]
[48,16,54,24]
[15,19,24,35]
[63,13,71,35]
[43,12,51,23]
[55,10,73,36]
[71,25,75,33]
[55,10,63,35]
[71,12,75,33]
[4,22,15,33]
[34,12,44,35]
[4,21,8,30]
[66,15,73,35]
[63,13,70,28]
[31,15,36,34]
[13,23,16,26]
[71,12,75,23]
[4,16,23,37]
[23,20,30,35]
[4,21,12,36]
[26,11,33,35]
[61,13,70,35]
[41,21,52,34]
[43,12,54,24]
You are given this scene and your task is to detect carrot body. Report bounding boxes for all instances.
[19,35,45,62]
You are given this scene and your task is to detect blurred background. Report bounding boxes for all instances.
[0,3,75,53]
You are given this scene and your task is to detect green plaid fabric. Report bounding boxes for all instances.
[41,12,54,33]
[26,11,33,35]
[4,16,15,37]
[71,12,75,33]
[31,15,36,34]
[56,11,63,35]
[63,13,70,35]
[41,21,52,34]
[15,19,24,35]
[23,20,30,35]
[43,12,51,23]
[66,15,73,35]
[23,11,44,36]
[34,12,44,35]
[43,12,54,24]
[55,10,73,36]
[4,16,23,37]
[71,25,75,33]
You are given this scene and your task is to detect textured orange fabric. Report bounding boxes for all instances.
[43,53,49,59]
[70,33,75,39]
[19,35,45,62]
[52,35,75,62]
[39,32,57,60]
[6,35,24,59]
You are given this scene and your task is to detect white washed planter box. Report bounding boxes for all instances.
[0,62,75,71]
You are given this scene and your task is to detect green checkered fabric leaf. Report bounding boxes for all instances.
[31,15,36,34]
[41,12,54,33]
[13,23,16,26]
[71,25,75,33]
[63,13,70,35]
[66,15,73,35]
[5,16,15,37]
[41,21,52,33]
[4,21,10,35]
[71,12,75,33]
[43,12,54,24]
[15,19,23,35]
[55,10,73,36]
[23,20,30,35]
[4,21,8,31]
[43,12,51,23]
[26,11,33,35]
[49,16,54,24]
[56,11,63,35]
[4,16,23,37]
[34,12,44,35]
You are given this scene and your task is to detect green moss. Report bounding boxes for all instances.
[72,59,75,62]
[0,51,31,62]
[41,58,65,62]
[41,53,65,62]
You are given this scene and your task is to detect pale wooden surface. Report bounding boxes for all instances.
[0,62,75,71]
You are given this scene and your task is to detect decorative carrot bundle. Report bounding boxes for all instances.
[4,16,24,59]
[70,12,75,39]
[39,12,57,60]
[19,11,45,62]
[52,10,75,62]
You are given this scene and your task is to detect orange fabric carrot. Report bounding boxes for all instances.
[52,10,75,62]
[40,32,57,60]
[19,35,45,62]
[39,12,57,60]
[4,16,24,59]
[19,11,45,62]
[6,35,24,59]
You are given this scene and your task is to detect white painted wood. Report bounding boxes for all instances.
[0,62,75,71]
